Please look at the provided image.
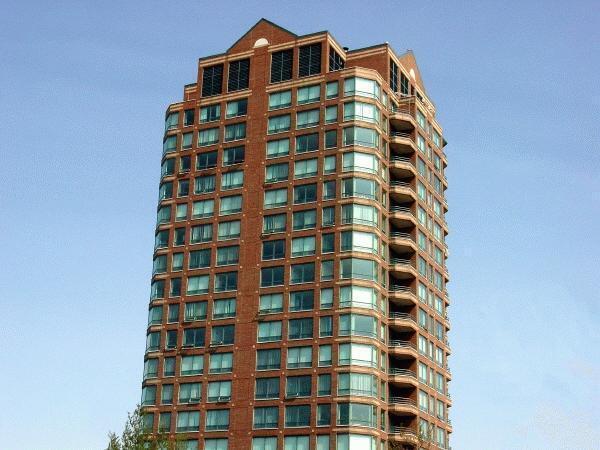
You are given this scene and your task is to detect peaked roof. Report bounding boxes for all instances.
[227,18,297,52]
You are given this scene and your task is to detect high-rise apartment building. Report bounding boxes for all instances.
[142,19,451,450]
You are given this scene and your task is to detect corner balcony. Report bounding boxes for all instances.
[387,368,418,388]
[388,285,417,306]
[388,397,418,415]
[388,425,419,446]
[389,181,416,203]
[388,340,418,358]
[388,258,418,280]
[388,312,418,332]
[389,104,416,132]
[389,231,417,253]
[389,131,417,155]
[389,155,417,179]
[389,206,417,228]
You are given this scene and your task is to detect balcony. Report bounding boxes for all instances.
[388,397,418,414]
[389,181,416,203]
[389,231,416,253]
[389,132,417,155]
[388,425,419,445]
[388,340,418,358]
[388,285,417,306]
[387,368,418,388]
[388,312,417,332]
[389,155,416,179]
[389,206,417,228]
[389,258,418,280]
[389,104,416,132]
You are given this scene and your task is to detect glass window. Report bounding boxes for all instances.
[285,405,310,427]
[209,352,233,373]
[268,114,291,134]
[213,298,236,319]
[269,90,292,110]
[196,151,218,170]
[342,152,379,174]
[294,158,318,179]
[261,266,285,287]
[204,439,228,450]
[181,355,204,376]
[206,409,229,431]
[341,230,378,254]
[182,132,193,149]
[293,209,316,230]
[184,301,207,321]
[255,377,280,399]
[321,233,335,253]
[325,105,338,123]
[218,220,240,240]
[338,343,377,367]
[178,382,201,404]
[224,123,246,142]
[339,313,377,337]
[293,184,317,204]
[198,127,219,147]
[291,236,316,257]
[342,126,379,148]
[323,180,336,200]
[290,262,315,284]
[340,285,377,309]
[284,436,309,450]
[193,199,214,218]
[163,135,177,154]
[266,138,290,158]
[323,155,336,174]
[338,373,377,397]
[297,84,320,104]
[288,318,313,339]
[286,375,311,397]
[319,344,332,366]
[318,374,331,396]
[200,104,221,123]
[343,101,379,123]
[296,109,320,129]
[182,327,205,348]
[253,437,278,450]
[187,275,209,295]
[143,359,158,379]
[320,288,333,309]
[258,321,282,342]
[191,223,213,243]
[184,109,195,126]
[219,195,242,215]
[317,404,330,426]
[340,258,377,281]
[296,133,319,153]
[254,406,279,429]
[264,188,288,209]
[341,177,378,200]
[319,316,333,337]
[343,77,380,99]
[263,239,285,260]
[287,346,312,369]
[266,162,289,182]
[322,206,335,227]
[165,112,179,131]
[221,170,244,190]
[214,271,238,292]
[336,403,376,427]
[211,324,235,345]
[195,174,216,194]
[263,213,287,234]
[208,380,232,402]
[223,146,245,166]
[259,293,283,314]
[325,129,337,148]
[257,348,281,370]
[226,98,248,118]
[176,411,200,432]
[289,290,314,311]
[189,249,211,269]
[326,81,339,99]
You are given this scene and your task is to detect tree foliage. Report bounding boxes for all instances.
[107,405,183,450]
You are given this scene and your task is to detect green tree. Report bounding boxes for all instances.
[107,405,184,450]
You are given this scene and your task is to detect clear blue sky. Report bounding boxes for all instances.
[1,1,598,449]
